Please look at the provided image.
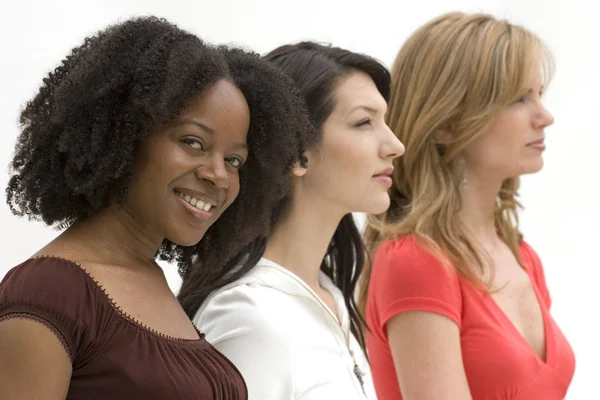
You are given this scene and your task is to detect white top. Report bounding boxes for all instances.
[193,257,377,400]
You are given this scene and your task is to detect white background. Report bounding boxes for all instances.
[1,0,598,397]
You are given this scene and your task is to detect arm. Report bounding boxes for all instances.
[369,236,472,400]
[0,318,72,400]
[386,311,472,400]
[195,286,294,400]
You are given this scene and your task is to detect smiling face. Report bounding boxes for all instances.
[462,66,555,181]
[298,71,405,215]
[124,79,250,246]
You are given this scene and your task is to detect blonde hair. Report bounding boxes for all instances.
[359,12,554,313]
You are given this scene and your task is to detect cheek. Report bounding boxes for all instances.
[323,135,372,173]
[225,174,242,207]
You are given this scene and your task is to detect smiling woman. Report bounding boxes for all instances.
[0,16,313,400]
[127,80,251,247]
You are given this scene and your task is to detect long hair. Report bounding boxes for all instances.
[179,41,391,351]
[359,12,554,312]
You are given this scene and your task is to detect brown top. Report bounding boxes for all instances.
[0,257,247,400]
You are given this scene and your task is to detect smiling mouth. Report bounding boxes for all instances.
[174,190,214,212]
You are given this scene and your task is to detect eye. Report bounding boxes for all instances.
[226,156,245,169]
[511,95,527,105]
[180,137,204,150]
[355,118,373,128]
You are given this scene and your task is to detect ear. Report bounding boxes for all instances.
[434,121,457,143]
[434,129,453,144]
[292,161,307,177]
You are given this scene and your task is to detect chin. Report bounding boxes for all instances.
[165,230,208,247]
[521,159,544,176]
[364,196,391,215]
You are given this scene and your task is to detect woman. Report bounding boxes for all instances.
[178,41,405,400]
[360,12,575,400]
[0,17,313,399]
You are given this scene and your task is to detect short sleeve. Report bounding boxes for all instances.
[368,236,463,335]
[520,241,552,309]
[194,285,294,400]
[0,258,99,363]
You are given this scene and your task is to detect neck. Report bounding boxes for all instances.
[263,195,345,290]
[64,204,163,267]
[457,169,504,246]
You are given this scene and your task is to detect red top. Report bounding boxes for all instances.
[0,257,247,400]
[365,235,575,400]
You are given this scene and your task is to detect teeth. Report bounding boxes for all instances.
[176,191,213,212]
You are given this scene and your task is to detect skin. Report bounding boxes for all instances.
[264,70,405,314]
[386,66,555,400]
[0,79,251,399]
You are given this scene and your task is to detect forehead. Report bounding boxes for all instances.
[526,65,543,87]
[173,79,250,144]
[330,71,386,113]
[179,79,249,120]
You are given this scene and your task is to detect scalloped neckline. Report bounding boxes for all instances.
[30,255,206,345]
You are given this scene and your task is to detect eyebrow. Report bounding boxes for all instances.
[179,119,214,133]
[524,85,546,94]
[178,119,248,151]
[348,105,385,115]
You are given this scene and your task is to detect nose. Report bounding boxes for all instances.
[195,155,229,189]
[380,124,405,159]
[536,102,555,129]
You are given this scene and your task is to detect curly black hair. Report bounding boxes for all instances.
[6,16,314,278]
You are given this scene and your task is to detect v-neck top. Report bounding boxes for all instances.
[0,257,247,400]
[193,257,377,400]
[365,235,575,400]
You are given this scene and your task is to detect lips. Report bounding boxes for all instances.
[175,191,214,212]
[526,137,546,151]
[374,167,394,177]
[173,188,220,221]
[527,138,545,146]
[372,167,394,188]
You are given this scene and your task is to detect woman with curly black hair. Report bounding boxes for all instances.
[179,42,405,400]
[0,17,313,400]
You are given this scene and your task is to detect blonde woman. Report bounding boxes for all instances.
[359,12,575,400]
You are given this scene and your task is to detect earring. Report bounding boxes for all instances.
[454,158,467,188]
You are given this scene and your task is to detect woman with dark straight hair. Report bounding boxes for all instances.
[178,41,404,399]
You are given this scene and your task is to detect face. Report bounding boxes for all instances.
[298,71,405,215]
[125,79,250,246]
[462,66,554,181]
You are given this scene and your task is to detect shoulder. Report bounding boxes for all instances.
[194,275,296,399]
[0,257,102,361]
[519,240,543,268]
[519,240,551,307]
[371,234,460,285]
[367,235,463,330]
[375,234,452,265]
[1,256,97,310]
[196,260,308,321]
[518,239,546,281]
[195,274,295,340]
